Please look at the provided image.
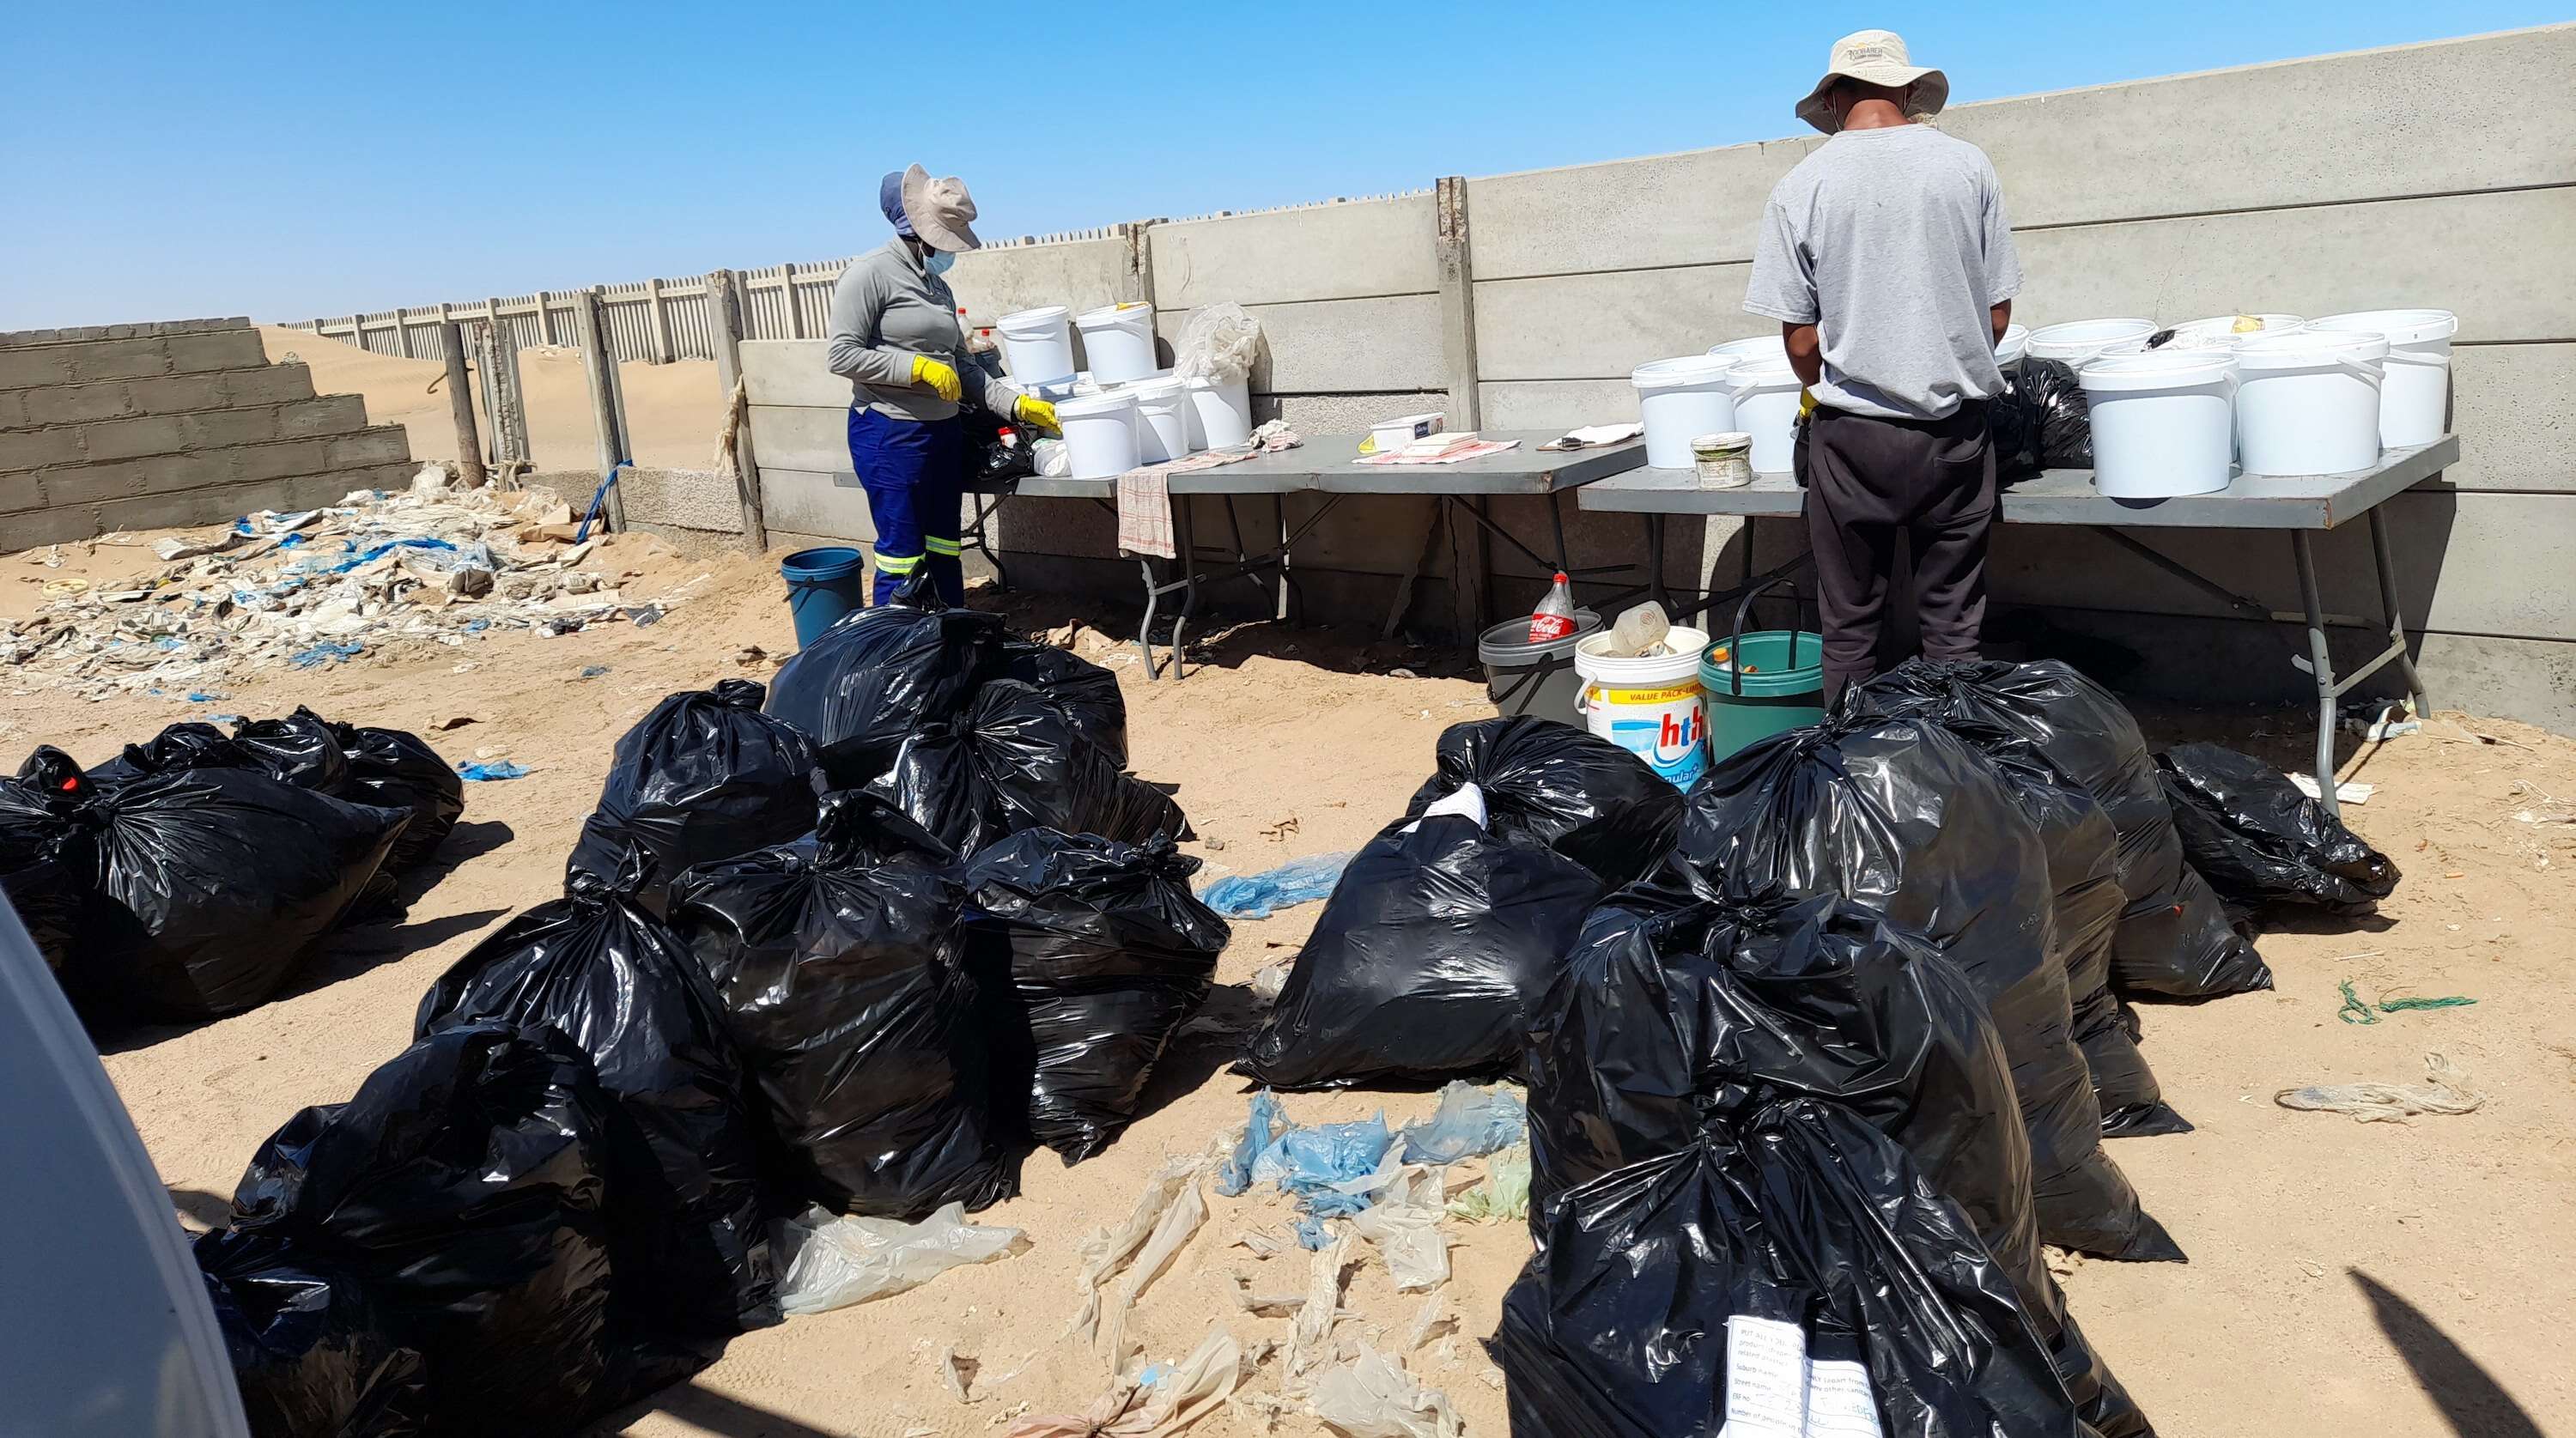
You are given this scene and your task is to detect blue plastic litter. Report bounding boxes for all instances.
[289,641,365,670]
[1199,852,1353,920]
[154,636,183,652]
[326,537,455,574]
[1398,1082,1526,1166]
[1294,1216,1335,1251]
[1266,1114,1393,1220]
[1138,1363,1170,1390]
[185,691,222,703]
[465,619,490,634]
[208,714,244,726]
[578,664,611,679]
[1218,1091,1289,1198]
[279,533,306,549]
[457,761,529,781]
[572,463,629,543]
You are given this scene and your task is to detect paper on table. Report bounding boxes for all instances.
[1718,1314,1807,1438]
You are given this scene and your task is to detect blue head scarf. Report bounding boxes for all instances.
[878,170,914,239]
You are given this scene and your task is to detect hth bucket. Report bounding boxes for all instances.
[2307,308,2458,448]
[1478,609,1601,723]
[1074,303,1159,385]
[1574,625,1713,788]
[993,306,1076,385]
[780,546,869,647]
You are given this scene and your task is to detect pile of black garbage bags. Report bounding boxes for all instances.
[1233,657,2397,1438]
[0,707,463,1020]
[188,578,1227,1437]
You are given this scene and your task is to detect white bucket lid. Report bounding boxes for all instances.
[2232,327,2388,372]
[2165,313,2306,345]
[1121,375,1187,403]
[1075,302,1155,330]
[1996,323,2031,367]
[2307,308,2460,345]
[1055,390,1139,419]
[2077,349,2240,392]
[1632,354,1739,390]
[994,305,1071,332]
[1732,355,1801,388]
[1707,335,1788,360]
[2025,319,2159,361]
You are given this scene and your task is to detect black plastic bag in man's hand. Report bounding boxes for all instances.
[197,1245,428,1438]
[963,828,1229,1162]
[417,852,779,1339]
[763,572,1004,788]
[568,679,819,915]
[670,792,1012,1218]
[1240,803,1602,1090]
[1403,716,1683,888]
[2157,742,2401,914]
[1674,714,2184,1261]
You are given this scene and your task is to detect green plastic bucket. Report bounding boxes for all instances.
[1698,629,1826,762]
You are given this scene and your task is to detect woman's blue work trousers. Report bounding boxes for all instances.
[848,406,968,606]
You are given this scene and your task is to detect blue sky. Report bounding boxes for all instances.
[3,2,2560,329]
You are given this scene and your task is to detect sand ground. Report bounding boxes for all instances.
[9,494,2575,1437]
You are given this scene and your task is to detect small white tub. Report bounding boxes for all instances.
[2025,319,2160,367]
[1124,375,1192,462]
[1184,375,1253,449]
[1056,390,1140,480]
[2079,349,2240,498]
[2233,329,2388,476]
[993,306,1075,385]
[1074,303,1159,385]
[1707,334,1789,366]
[1632,355,1746,470]
[1731,358,1806,476]
[2306,309,2458,449]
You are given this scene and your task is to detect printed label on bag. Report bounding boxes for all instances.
[1718,1314,1808,1438]
[1802,1359,1883,1438]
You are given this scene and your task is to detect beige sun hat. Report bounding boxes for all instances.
[1795,29,1950,134]
[899,163,983,252]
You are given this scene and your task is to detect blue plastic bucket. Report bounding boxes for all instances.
[781,547,868,647]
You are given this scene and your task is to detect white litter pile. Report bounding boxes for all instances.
[3,469,708,702]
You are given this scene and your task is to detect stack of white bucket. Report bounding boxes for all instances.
[993,303,1259,481]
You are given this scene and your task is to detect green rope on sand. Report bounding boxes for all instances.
[2338,978,2476,1025]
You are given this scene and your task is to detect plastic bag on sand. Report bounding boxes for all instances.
[670,792,1012,1218]
[232,709,355,793]
[83,720,249,787]
[1674,714,2183,1262]
[1313,1343,1463,1438]
[567,678,819,915]
[1074,1153,1212,1353]
[1399,1081,1526,1165]
[1446,1144,1529,1223]
[197,1247,427,1438]
[1174,301,1262,385]
[319,715,464,871]
[1404,717,1683,888]
[417,852,778,1338]
[73,763,409,1018]
[1200,851,1352,919]
[1851,664,2189,1137]
[873,678,1188,856]
[1239,809,1601,1090]
[1497,1100,2082,1438]
[1349,1167,1449,1291]
[775,1203,1021,1314]
[762,571,1004,788]
[964,829,1228,1161]
[0,763,85,974]
[1523,889,2154,1436]
[998,636,1130,766]
[2157,742,2401,915]
[1010,1328,1245,1438]
[195,1022,638,1435]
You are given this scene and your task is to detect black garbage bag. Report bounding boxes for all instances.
[1496,1099,2081,1438]
[996,637,1129,767]
[1402,715,1684,887]
[1850,665,2189,1137]
[762,571,1004,787]
[196,1021,638,1436]
[1846,658,2270,1000]
[233,710,355,794]
[2000,355,2091,470]
[963,828,1229,1161]
[0,757,88,975]
[1674,714,2184,1261]
[197,1245,428,1438]
[1522,889,2153,1437]
[567,679,819,916]
[2157,742,2402,914]
[1239,806,1602,1090]
[669,792,1011,1217]
[869,678,1187,856]
[85,721,252,787]
[71,766,408,1018]
[416,853,778,1339]
[315,714,464,871]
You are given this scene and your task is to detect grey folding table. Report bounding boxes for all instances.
[1577,436,2459,816]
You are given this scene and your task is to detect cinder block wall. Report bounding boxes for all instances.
[0,318,415,546]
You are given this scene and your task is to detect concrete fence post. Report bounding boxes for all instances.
[536,290,558,346]
[571,287,630,530]
[392,309,415,360]
[1436,175,1491,639]
[706,269,769,554]
[645,276,674,363]
[780,264,805,340]
[438,319,487,489]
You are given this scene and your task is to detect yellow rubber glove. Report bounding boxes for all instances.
[1798,388,1819,420]
[1013,394,1060,433]
[910,355,962,403]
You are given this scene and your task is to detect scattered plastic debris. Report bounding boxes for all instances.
[576,664,611,680]
[1200,852,1353,919]
[1005,1327,1244,1437]
[1309,1343,1463,1438]
[2276,1053,2487,1123]
[1443,1144,1530,1224]
[1349,1167,1449,1291]
[2336,978,2476,1025]
[1396,1083,1525,1166]
[457,761,529,782]
[289,641,365,670]
[773,1203,1024,1314]
[1218,1091,1289,1198]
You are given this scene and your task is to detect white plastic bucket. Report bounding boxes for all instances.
[2307,309,2458,448]
[1184,375,1253,449]
[2078,350,2240,498]
[2025,319,2159,367]
[1057,390,1140,480]
[993,306,1075,385]
[1574,625,1713,788]
[1732,360,1805,475]
[2233,329,2388,476]
[1124,376,1192,462]
[1074,303,1159,385]
[1632,355,1746,470]
[1707,334,1789,365]
[1996,323,2031,371]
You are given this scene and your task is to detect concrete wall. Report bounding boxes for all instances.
[732,24,2576,732]
[1,318,416,545]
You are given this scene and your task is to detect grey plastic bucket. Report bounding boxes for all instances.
[1478,609,1601,723]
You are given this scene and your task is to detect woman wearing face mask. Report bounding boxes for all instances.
[825,164,1059,605]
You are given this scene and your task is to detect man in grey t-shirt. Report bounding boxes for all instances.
[1742,30,2024,701]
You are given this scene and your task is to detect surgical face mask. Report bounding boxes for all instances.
[924,250,957,277]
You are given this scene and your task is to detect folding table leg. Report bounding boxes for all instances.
[1547,490,1572,573]
[1133,555,1163,680]
[2367,507,2433,717]
[1643,514,1670,615]
[1170,498,1202,682]
[2290,530,2343,818]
